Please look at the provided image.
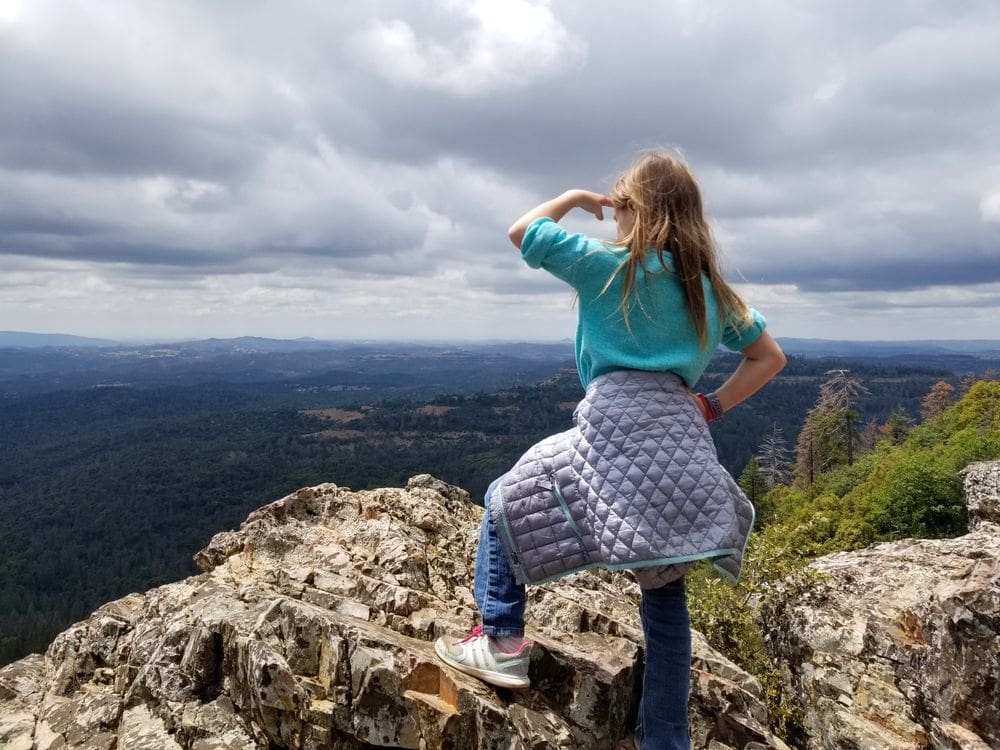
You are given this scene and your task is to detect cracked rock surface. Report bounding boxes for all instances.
[0,473,788,749]
[762,461,1000,750]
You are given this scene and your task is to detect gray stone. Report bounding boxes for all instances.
[1,475,796,749]
[762,460,1000,749]
[0,709,37,750]
[118,703,183,749]
[960,460,1000,529]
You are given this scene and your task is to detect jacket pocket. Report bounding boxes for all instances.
[548,472,585,543]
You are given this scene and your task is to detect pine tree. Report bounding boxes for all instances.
[958,373,978,397]
[794,370,869,485]
[738,457,766,505]
[879,406,913,445]
[819,369,870,465]
[921,379,955,421]
[859,417,882,452]
[757,423,791,489]
[793,408,824,486]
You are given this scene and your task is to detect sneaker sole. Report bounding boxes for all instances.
[434,639,531,689]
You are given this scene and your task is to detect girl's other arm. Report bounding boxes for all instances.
[507,190,613,249]
[714,331,787,412]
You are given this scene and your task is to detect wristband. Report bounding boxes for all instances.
[706,391,724,421]
[694,392,714,421]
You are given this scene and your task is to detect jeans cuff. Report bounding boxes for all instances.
[481,625,525,638]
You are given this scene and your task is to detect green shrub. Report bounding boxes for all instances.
[863,450,965,538]
[687,527,815,736]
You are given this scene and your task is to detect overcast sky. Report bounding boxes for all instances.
[1,0,999,341]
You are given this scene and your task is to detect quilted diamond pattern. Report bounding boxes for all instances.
[489,369,755,587]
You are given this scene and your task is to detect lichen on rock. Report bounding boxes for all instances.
[0,473,788,749]
[761,460,1000,749]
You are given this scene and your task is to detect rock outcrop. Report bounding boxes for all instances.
[0,474,788,749]
[762,461,1000,749]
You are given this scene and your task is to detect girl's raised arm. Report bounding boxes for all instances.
[507,190,613,249]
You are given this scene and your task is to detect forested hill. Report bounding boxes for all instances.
[0,341,992,667]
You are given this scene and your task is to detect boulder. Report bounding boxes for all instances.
[761,460,1000,749]
[0,473,787,749]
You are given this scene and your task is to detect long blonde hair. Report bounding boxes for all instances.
[607,150,751,350]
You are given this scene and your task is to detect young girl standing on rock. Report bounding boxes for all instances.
[435,150,786,749]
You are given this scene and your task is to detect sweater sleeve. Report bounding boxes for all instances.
[721,307,767,351]
[520,217,592,286]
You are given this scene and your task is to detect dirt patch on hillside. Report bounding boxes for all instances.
[416,405,458,416]
[303,429,367,440]
[303,429,488,446]
[302,408,365,422]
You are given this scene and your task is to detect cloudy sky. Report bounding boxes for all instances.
[1,0,999,341]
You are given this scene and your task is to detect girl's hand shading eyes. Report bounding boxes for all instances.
[568,190,614,221]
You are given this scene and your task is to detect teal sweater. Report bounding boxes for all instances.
[521,217,766,388]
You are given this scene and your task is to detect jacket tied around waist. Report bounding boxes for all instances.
[488,368,756,588]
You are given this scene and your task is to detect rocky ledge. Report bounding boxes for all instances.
[762,460,1000,750]
[0,475,787,750]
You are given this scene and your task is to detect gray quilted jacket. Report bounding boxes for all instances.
[488,369,755,589]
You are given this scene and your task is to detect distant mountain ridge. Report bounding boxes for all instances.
[777,337,1000,357]
[0,331,122,348]
[4,330,1000,356]
[0,331,574,354]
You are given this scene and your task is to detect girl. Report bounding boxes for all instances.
[435,151,786,749]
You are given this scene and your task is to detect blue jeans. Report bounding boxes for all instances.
[475,479,691,748]
[636,577,692,749]
[473,479,527,636]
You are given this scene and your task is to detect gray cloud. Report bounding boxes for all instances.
[771,253,999,292]
[0,0,998,339]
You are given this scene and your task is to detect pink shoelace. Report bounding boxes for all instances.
[458,625,529,655]
[458,625,484,643]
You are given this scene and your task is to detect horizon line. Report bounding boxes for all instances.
[3,330,1000,346]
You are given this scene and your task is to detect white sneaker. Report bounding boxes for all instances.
[434,625,531,689]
